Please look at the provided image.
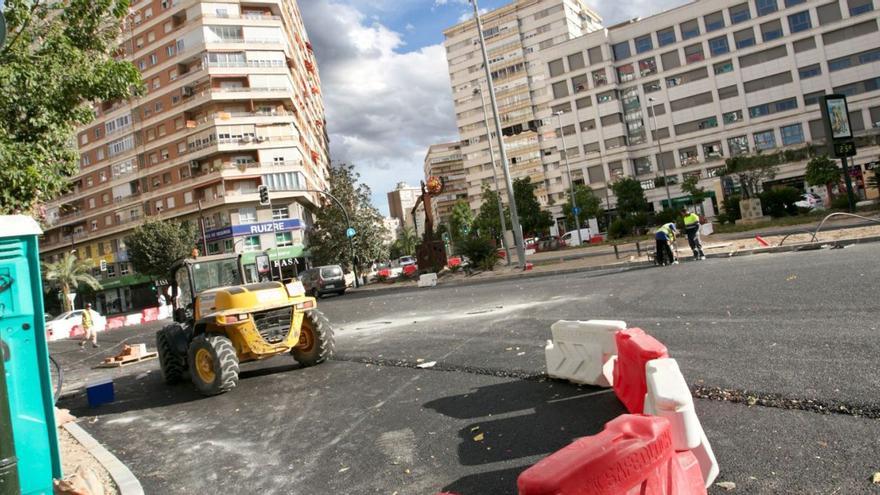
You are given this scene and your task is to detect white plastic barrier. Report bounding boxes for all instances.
[544,320,626,387]
[418,273,438,288]
[644,357,719,488]
[158,305,173,320]
[124,313,143,326]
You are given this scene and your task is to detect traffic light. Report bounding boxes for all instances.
[258,185,270,206]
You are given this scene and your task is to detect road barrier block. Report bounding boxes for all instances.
[613,328,668,414]
[545,320,627,386]
[124,313,143,326]
[644,358,719,487]
[142,307,159,322]
[106,316,125,330]
[517,414,706,495]
[418,273,438,288]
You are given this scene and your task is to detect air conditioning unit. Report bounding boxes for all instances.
[241,136,254,143]
[181,86,194,97]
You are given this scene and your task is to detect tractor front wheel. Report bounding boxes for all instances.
[292,310,335,366]
[188,334,239,396]
[156,328,186,384]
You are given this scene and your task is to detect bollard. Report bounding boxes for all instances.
[636,241,642,257]
[0,347,21,494]
[613,244,619,259]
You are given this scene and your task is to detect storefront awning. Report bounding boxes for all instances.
[98,273,154,291]
[240,245,307,265]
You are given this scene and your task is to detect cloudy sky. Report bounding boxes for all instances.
[299,0,689,215]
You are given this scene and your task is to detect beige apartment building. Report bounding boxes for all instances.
[539,0,880,216]
[423,142,467,230]
[386,182,421,233]
[39,0,330,315]
[443,0,604,218]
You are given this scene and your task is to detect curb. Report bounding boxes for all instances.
[348,234,880,298]
[63,422,145,495]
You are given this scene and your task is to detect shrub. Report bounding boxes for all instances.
[831,195,851,210]
[718,194,742,224]
[460,237,500,271]
[608,219,629,239]
[759,186,801,218]
[653,208,679,228]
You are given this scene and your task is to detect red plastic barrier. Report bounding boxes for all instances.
[402,264,417,276]
[448,256,462,267]
[142,307,159,322]
[590,235,605,244]
[755,235,770,247]
[377,268,391,278]
[517,414,706,495]
[613,328,669,414]
[106,316,125,330]
[69,324,84,339]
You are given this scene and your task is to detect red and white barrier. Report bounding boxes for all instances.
[124,313,143,326]
[517,414,706,495]
[545,320,626,387]
[142,307,159,322]
[612,328,669,414]
[644,358,719,488]
[106,316,125,330]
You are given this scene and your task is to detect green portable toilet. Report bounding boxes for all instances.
[0,216,62,493]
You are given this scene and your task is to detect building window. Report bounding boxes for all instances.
[761,19,784,41]
[729,3,752,24]
[224,239,234,252]
[684,43,704,64]
[635,35,653,54]
[724,110,744,124]
[780,123,805,145]
[714,60,734,75]
[754,130,777,150]
[592,68,608,86]
[616,64,635,83]
[208,242,221,255]
[756,0,778,16]
[272,206,289,220]
[243,236,261,252]
[680,19,700,40]
[798,64,822,79]
[848,0,874,16]
[239,207,257,224]
[639,57,658,76]
[785,0,806,5]
[703,142,724,160]
[120,263,130,276]
[106,264,116,278]
[734,28,756,48]
[728,135,750,155]
[787,11,812,33]
[612,41,631,61]
[704,11,725,32]
[709,36,730,56]
[657,27,676,47]
[275,232,293,247]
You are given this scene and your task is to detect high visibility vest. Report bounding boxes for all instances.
[683,213,700,227]
[656,224,674,237]
[82,309,93,328]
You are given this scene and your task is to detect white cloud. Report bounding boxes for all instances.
[594,0,689,25]
[300,1,458,216]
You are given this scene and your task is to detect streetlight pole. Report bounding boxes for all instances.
[648,97,673,209]
[475,85,511,265]
[301,189,360,288]
[555,111,583,245]
[470,0,527,268]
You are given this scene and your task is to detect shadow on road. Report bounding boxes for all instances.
[425,379,626,495]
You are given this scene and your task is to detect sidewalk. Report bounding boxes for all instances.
[351,217,880,295]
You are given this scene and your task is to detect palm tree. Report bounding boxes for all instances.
[43,253,102,312]
[398,227,419,257]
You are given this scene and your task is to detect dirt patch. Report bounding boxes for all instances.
[58,426,119,495]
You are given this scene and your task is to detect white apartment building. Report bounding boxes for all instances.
[539,0,880,215]
[424,142,467,229]
[443,0,604,214]
[386,182,421,232]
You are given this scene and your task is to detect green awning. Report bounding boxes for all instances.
[97,273,154,290]
[240,245,307,265]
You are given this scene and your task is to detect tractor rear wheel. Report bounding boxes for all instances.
[156,328,185,384]
[188,334,239,396]
[292,310,335,366]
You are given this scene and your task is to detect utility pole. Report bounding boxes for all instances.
[470,0,527,268]
[648,97,673,209]
[197,199,209,256]
[475,85,511,265]
[556,111,582,245]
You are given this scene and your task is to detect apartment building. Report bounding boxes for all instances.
[443,0,604,215]
[423,142,467,229]
[39,0,330,315]
[386,182,421,232]
[539,0,880,217]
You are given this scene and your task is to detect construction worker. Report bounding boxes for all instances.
[654,222,678,266]
[681,207,706,260]
[79,303,99,348]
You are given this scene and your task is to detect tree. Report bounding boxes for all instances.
[473,185,506,241]
[126,220,198,278]
[611,178,649,218]
[43,253,102,312]
[308,163,388,270]
[449,199,474,245]
[512,177,553,236]
[805,155,841,203]
[0,0,143,214]
[681,175,708,212]
[723,153,779,199]
[395,227,418,257]
[561,184,602,229]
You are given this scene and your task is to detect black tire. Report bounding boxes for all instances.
[157,328,186,384]
[292,310,335,366]
[310,288,320,299]
[188,334,239,396]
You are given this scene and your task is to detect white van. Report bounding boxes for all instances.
[560,228,591,245]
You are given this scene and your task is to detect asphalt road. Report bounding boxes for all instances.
[54,244,880,494]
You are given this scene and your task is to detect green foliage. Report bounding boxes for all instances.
[611,178,649,218]
[513,177,553,236]
[759,187,801,218]
[391,227,418,258]
[43,253,102,312]
[831,195,852,210]
[717,194,743,224]
[680,175,707,208]
[308,163,389,269]
[449,199,474,247]
[0,0,143,214]
[804,156,841,197]
[562,184,602,227]
[460,237,500,271]
[723,153,780,199]
[607,213,649,239]
[473,185,505,241]
[126,220,197,278]
[653,208,679,227]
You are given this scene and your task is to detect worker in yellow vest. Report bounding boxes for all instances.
[681,207,706,260]
[654,222,677,266]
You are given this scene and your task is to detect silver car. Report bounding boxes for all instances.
[299,265,346,298]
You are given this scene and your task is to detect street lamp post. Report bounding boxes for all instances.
[648,97,673,209]
[470,0,527,268]
[555,111,583,245]
[475,85,511,265]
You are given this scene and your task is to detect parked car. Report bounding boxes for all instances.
[45,309,107,340]
[795,192,825,210]
[560,228,592,246]
[398,256,417,267]
[299,265,347,297]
